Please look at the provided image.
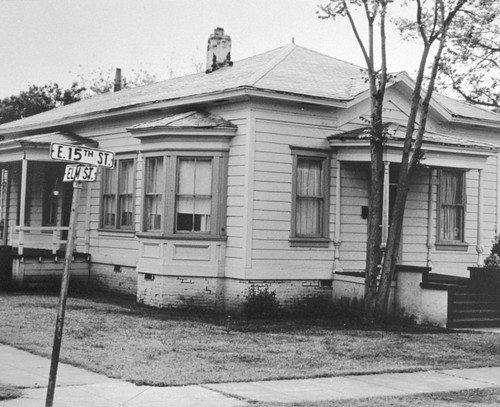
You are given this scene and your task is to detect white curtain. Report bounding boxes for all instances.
[296,159,322,235]
[145,158,163,230]
[440,171,463,241]
[177,159,212,231]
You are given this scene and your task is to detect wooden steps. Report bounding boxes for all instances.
[427,275,500,329]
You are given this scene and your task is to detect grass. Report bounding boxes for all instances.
[0,291,500,387]
[0,384,22,401]
[253,387,500,406]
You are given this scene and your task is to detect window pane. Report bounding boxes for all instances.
[176,158,212,232]
[103,195,116,227]
[103,168,117,194]
[102,167,117,227]
[440,206,463,241]
[439,170,465,241]
[295,157,323,236]
[297,159,322,196]
[145,158,163,231]
[118,160,134,228]
[119,161,134,194]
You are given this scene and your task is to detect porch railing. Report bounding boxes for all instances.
[10,226,69,255]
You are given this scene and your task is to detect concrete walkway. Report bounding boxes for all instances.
[1,344,500,406]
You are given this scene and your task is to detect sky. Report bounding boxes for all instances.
[0,0,424,98]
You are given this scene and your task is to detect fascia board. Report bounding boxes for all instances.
[0,88,349,137]
[330,139,497,156]
[129,127,237,138]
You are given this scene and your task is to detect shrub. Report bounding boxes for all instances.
[243,285,280,319]
[484,234,500,267]
[294,295,336,318]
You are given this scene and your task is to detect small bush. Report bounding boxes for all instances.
[484,234,500,267]
[294,295,336,318]
[243,285,280,319]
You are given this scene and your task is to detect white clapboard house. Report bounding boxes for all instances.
[0,28,499,327]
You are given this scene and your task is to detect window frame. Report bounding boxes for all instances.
[436,168,468,251]
[289,147,330,247]
[140,150,228,240]
[100,155,136,231]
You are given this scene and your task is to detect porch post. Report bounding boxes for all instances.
[476,169,484,266]
[426,169,437,267]
[18,156,28,255]
[333,160,342,272]
[380,161,390,251]
[497,155,500,235]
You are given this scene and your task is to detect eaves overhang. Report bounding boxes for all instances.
[328,125,500,170]
[0,131,97,163]
[0,87,350,138]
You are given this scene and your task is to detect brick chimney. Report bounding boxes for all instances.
[114,68,122,92]
[206,27,233,73]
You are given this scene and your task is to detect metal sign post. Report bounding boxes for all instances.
[45,181,82,407]
[45,143,115,407]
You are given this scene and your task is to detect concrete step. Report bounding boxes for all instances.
[451,309,500,320]
[448,317,500,329]
[452,300,499,310]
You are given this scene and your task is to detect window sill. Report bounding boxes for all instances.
[136,232,227,242]
[435,241,469,252]
[98,228,136,235]
[289,237,330,248]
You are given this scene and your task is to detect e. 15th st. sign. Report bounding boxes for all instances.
[50,143,115,168]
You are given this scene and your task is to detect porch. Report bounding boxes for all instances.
[0,246,90,290]
[333,265,500,328]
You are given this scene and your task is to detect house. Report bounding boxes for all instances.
[0,28,500,327]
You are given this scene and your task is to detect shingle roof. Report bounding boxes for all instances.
[128,111,237,131]
[432,93,500,122]
[329,124,500,151]
[0,44,368,133]
[0,132,97,148]
[0,43,498,133]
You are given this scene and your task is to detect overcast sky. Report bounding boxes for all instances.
[0,0,423,97]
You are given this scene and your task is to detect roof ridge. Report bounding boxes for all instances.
[245,43,297,87]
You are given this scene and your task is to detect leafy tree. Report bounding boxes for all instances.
[0,82,85,124]
[436,2,500,109]
[319,0,474,320]
[0,68,158,125]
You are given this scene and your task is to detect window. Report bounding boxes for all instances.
[290,149,330,246]
[101,158,135,230]
[142,152,227,238]
[438,169,466,245]
[43,164,61,226]
[176,158,212,233]
[144,157,163,231]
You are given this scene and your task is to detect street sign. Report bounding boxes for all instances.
[50,143,115,168]
[63,165,98,182]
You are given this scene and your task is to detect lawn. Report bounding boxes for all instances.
[1,291,500,386]
[254,387,500,407]
[0,384,22,401]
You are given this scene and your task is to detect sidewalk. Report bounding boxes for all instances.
[1,344,500,406]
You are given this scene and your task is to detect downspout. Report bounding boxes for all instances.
[18,156,28,255]
[333,160,342,272]
[1,169,9,246]
[476,169,484,266]
[426,169,436,267]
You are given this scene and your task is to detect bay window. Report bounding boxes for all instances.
[142,151,227,238]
